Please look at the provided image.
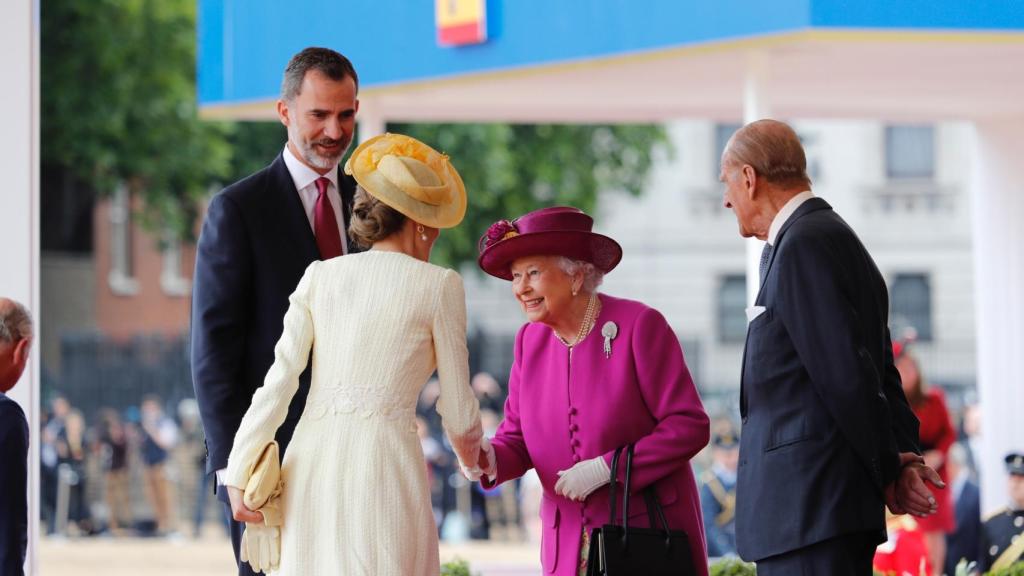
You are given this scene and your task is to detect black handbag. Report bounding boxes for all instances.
[585,445,696,576]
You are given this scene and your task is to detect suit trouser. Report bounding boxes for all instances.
[755,531,879,576]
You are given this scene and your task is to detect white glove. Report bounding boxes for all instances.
[555,456,611,501]
[462,437,497,482]
[240,523,280,573]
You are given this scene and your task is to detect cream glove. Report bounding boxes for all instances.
[240,523,280,573]
[555,456,611,501]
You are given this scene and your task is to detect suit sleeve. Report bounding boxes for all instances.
[0,402,28,573]
[883,326,921,456]
[224,262,317,489]
[777,237,902,490]
[191,193,253,472]
[432,270,482,469]
[605,307,710,491]
[482,325,535,488]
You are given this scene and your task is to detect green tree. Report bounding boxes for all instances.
[389,123,669,270]
[42,0,233,241]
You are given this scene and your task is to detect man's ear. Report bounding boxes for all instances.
[742,164,758,199]
[13,338,30,369]
[277,99,291,128]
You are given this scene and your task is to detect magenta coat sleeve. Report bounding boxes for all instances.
[603,306,710,490]
[483,324,534,488]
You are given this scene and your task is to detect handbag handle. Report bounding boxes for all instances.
[618,444,674,551]
[606,445,626,526]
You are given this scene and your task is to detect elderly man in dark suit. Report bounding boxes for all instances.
[191,47,361,575]
[0,298,31,576]
[719,119,944,575]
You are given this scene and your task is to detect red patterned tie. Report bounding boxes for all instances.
[313,177,343,259]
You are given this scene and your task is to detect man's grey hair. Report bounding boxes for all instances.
[0,299,32,343]
[556,257,605,294]
[281,47,358,102]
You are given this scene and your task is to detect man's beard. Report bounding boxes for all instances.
[299,136,350,171]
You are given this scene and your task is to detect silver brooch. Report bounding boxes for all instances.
[601,321,618,359]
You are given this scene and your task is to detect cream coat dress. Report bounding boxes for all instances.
[225,251,483,576]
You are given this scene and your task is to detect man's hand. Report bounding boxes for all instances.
[227,485,264,524]
[885,452,945,517]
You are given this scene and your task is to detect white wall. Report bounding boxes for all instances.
[970,118,1024,515]
[0,1,40,574]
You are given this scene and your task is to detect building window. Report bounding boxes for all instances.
[885,125,935,180]
[718,274,747,343]
[160,230,191,297]
[714,123,742,177]
[107,184,139,295]
[890,273,933,341]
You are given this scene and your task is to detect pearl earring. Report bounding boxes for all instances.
[417,224,428,241]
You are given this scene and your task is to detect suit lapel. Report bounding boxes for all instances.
[758,197,832,294]
[741,197,832,418]
[269,153,321,262]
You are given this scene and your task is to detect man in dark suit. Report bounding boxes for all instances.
[191,47,360,575]
[720,119,944,575]
[0,298,32,575]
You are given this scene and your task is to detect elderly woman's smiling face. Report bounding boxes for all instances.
[509,255,577,327]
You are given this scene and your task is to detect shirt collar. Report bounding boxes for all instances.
[767,190,815,246]
[283,144,339,192]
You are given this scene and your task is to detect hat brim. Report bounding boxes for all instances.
[346,135,467,229]
[478,230,622,280]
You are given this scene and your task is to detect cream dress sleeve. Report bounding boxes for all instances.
[224,261,318,489]
[432,269,483,468]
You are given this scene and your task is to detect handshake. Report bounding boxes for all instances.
[461,437,497,482]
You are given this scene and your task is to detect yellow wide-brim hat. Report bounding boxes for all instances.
[344,133,467,229]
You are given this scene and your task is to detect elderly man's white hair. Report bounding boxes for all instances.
[0,298,32,343]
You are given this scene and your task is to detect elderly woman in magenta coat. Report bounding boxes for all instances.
[472,206,711,576]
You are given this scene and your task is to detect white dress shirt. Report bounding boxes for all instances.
[767,190,815,246]
[282,144,349,255]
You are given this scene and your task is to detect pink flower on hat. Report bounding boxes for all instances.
[484,220,518,248]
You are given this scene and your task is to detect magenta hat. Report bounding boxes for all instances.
[477,206,623,280]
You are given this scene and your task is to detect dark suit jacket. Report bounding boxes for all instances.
[945,477,981,576]
[0,393,28,575]
[735,197,921,562]
[190,152,358,482]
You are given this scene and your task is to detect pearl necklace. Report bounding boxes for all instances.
[556,294,600,348]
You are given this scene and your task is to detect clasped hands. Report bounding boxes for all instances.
[461,437,497,482]
[885,452,946,518]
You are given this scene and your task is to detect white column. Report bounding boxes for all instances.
[358,99,387,143]
[970,118,1024,515]
[0,1,40,574]
[744,52,771,305]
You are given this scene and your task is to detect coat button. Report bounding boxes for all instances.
[573,454,582,463]
[570,424,579,432]
[572,439,581,448]
[568,407,578,416]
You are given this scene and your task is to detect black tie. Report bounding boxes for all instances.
[759,242,774,284]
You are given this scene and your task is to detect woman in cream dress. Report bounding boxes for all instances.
[224,134,483,575]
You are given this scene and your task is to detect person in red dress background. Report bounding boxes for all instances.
[894,340,956,573]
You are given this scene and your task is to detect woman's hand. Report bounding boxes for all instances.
[462,437,496,482]
[227,485,264,524]
[555,456,610,501]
